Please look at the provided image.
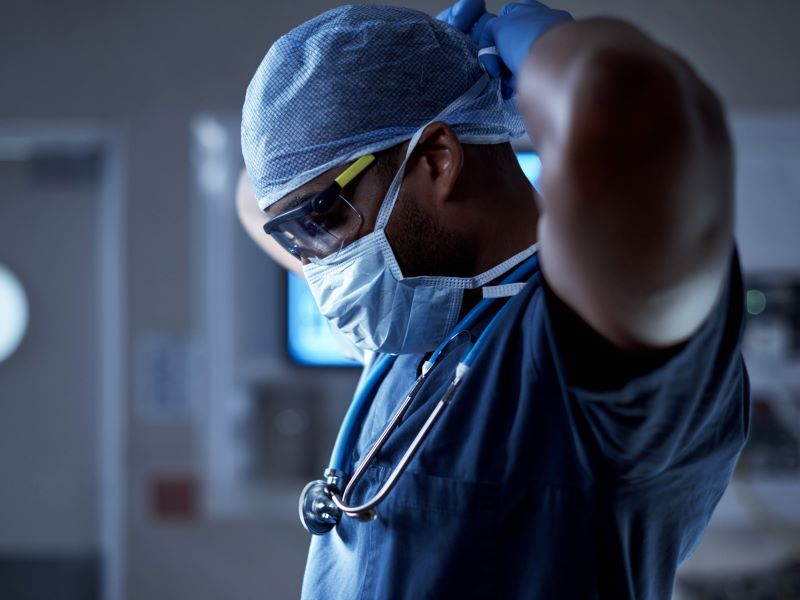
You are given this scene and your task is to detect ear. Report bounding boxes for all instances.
[404,121,464,206]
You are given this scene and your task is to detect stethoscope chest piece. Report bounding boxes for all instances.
[299,479,342,535]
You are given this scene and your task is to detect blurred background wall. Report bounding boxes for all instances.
[1,1,799,599]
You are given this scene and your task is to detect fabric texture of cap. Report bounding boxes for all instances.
[241,4,526,210]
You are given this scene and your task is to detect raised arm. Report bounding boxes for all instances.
[440,0,734,350]
[519,18,733,350]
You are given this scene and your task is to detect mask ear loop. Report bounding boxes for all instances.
[373,73,492,231]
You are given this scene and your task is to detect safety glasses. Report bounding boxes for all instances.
[263,155,376,261]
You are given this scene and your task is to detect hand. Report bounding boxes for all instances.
[437,0,496,46]
[478,1,573,89]
[437,0,483,40]
[439,0,572,98]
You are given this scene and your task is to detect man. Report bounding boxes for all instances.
[238,2,749,598]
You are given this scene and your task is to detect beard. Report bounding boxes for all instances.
[384,188,478,279]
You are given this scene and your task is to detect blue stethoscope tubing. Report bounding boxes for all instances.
[330,252,540,475]
[299,252,539,533]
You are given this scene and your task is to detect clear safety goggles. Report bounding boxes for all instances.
[262,155,375,261]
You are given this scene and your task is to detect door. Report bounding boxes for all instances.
[0,142,103,599]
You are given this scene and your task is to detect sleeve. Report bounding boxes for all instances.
[542,248,750,482]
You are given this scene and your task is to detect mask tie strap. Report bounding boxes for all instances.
[482,282,528,299]
[374,73,491,229]
[469,242,539,288]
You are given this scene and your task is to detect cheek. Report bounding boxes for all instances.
[385,191,460,277]
[384,190,428,275]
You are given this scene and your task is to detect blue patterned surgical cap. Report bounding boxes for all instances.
[241,4,526,210]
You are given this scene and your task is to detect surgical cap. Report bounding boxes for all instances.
[242,4,526,210]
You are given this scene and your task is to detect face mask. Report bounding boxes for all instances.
[303,75,535,354]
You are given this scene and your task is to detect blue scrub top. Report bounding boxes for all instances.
[301,252,749,599]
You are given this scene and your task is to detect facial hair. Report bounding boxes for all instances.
[384,188,478,279]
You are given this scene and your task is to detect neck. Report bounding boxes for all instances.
[459,180,540,317]
[469,147,541,271]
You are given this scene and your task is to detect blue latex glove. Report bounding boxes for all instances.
[436,0,489,44]
[479,1,573,81]
[439,0,573,98]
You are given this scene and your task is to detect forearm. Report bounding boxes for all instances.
[517,18,734,348]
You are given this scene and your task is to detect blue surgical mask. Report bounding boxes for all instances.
[304,228,536,354]
[303,75,536,354]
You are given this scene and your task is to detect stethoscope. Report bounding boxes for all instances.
[298,253,540,535]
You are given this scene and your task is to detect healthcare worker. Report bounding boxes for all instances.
[238,2,749,598]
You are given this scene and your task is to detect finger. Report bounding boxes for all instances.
[449,0,487,31]
[499,0,549,15]
[477,18,504,78]
[478,51,505,78]
[436,6,453,21]
[469,12,495,45]
[501,73,516,100]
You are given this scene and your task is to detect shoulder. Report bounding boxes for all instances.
[536,248,748,481]
[539,248,745,393]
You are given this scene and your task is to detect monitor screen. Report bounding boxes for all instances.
[286,151,542,366]
[514,151,542,190]
[286,271,359,366]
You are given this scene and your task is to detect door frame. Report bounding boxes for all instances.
[0,122,127,600]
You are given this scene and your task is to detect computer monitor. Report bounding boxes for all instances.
[514,150,542,190]
[286,271,360,366]
[286,151,542,366]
